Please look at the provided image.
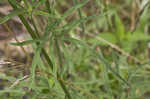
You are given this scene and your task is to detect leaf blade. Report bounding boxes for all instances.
[0,9,26,24]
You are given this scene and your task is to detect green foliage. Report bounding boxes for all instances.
[114,12,125,40]
[89,10,150,52]
[0,0,150,99]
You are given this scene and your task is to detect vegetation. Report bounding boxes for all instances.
[0,0,150,99]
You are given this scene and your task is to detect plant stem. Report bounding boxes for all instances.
[55,38,72,99]
[46,0,51,13]
[73,0,85,38]
[8,1,72,98]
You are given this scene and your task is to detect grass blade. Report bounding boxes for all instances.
[61,0,89,20]
[0,9,26,24]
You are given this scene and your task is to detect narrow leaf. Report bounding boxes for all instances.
[10,38,51,46]
[33,0,47,9]
[30,48,41,89]
[114,13,125,40]
[0,9,26,24]
[33,10,52,17]
[61,0,89,20]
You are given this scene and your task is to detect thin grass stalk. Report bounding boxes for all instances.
[30,15,39,36]
[58,73,72,99]
[55,39,63,69]
[45,0,51,13]
[55,39,72,99]
[73,0,85,38]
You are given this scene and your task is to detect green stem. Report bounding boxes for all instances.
[45,0,51,13]
[55,39,72,99]
[73,0,85,38]
[58,75,72,99]
[30,15,39,36]
[55,39,63,69]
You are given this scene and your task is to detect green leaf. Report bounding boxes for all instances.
[0,89,25,94]
[10,40,38,46]
[59,40,71,77]
[29,48,41,89]
[128,31,150,42]
[33,0,47,9]
[33,10,56,18]
[61,0,89,20]
[88,32,117,46]
[10,38,51,46]
[48,37,56,71]
[121,41,137,52]
[48,77,55,88]
[138,6,150,32]
[0,9,26,24]
[114,13,125,40]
